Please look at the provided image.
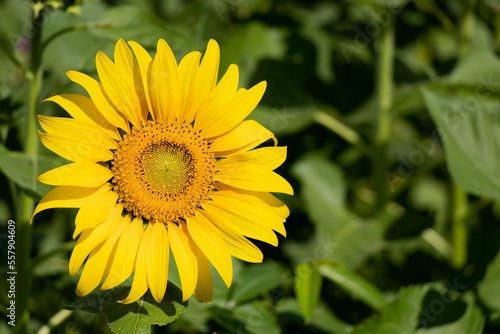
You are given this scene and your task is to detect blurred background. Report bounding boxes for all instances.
[2,0,500,333]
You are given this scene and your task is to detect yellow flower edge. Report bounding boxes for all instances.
[32,38,293,304]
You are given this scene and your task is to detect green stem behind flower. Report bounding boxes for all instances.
[373,20,394,211]
[15,6,45,334]
[450,178,468,269]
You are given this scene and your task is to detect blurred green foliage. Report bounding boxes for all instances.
[3,0,500,333]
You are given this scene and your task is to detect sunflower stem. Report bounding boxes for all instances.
[15,5,45,334]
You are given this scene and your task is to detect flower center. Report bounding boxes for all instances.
[111,121,215,224]
[142,141,194,195]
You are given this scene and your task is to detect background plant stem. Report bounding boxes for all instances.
[15,6,44,334]
[450,180,468,269]
[373,20,394,211]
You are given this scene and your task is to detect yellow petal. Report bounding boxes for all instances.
[127,40,154,114]
[243,188,290,219]
[192,40,220,111]
[187,213,232,288]
[218,146,287,171]
[210,120,276,157]
[194,64,239,132]
[209,189,287,237]
[120,222,151,304]
[39,131,114,163]
[145,222,169,303]
[31,184,110,224]
[201,81,267,138]
[184,40,220,127]
[101,216,142,290]
[75,215,128,296]
[114,39,136,85]
[67,70,129,131]
[97,41,149,128]
[38,115,117,150]
[44,94,119,140]
[38,161,113,188]
[215,163,293,195]
[115,39,149,123]
[178,51,201,124]
[192,242,213,303]
[74,192,119,238]
[201,211,263,263]
[150,39,180,123]
[69,204,123,276]
[202,202,278,246]
[169,222,198,301]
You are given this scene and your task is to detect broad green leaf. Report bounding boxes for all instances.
[288,154,390,269]
[0,147,63,198]
[422,88,500,202]
[63,284,187,333]
[295,263,322,322]
[275,298,353,334]
[351,285,430,334]
[318,261,387,311]
[229,261,289,304]
[478,247,500,311]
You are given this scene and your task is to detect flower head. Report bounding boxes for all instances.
[32,39,292,303]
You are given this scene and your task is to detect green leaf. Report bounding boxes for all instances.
[422,88,500,201]
[63,284,187,333]
[318,261,387,311]
[478,248,500,311]
[0,147,63,198]
[295,263,322,322]
[229,261,289,304]
[351,285,430,334]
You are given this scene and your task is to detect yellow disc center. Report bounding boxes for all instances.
[111,120,216,224]
[142,141,194,195]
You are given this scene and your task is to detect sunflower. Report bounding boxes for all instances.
[31,39,292,304]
